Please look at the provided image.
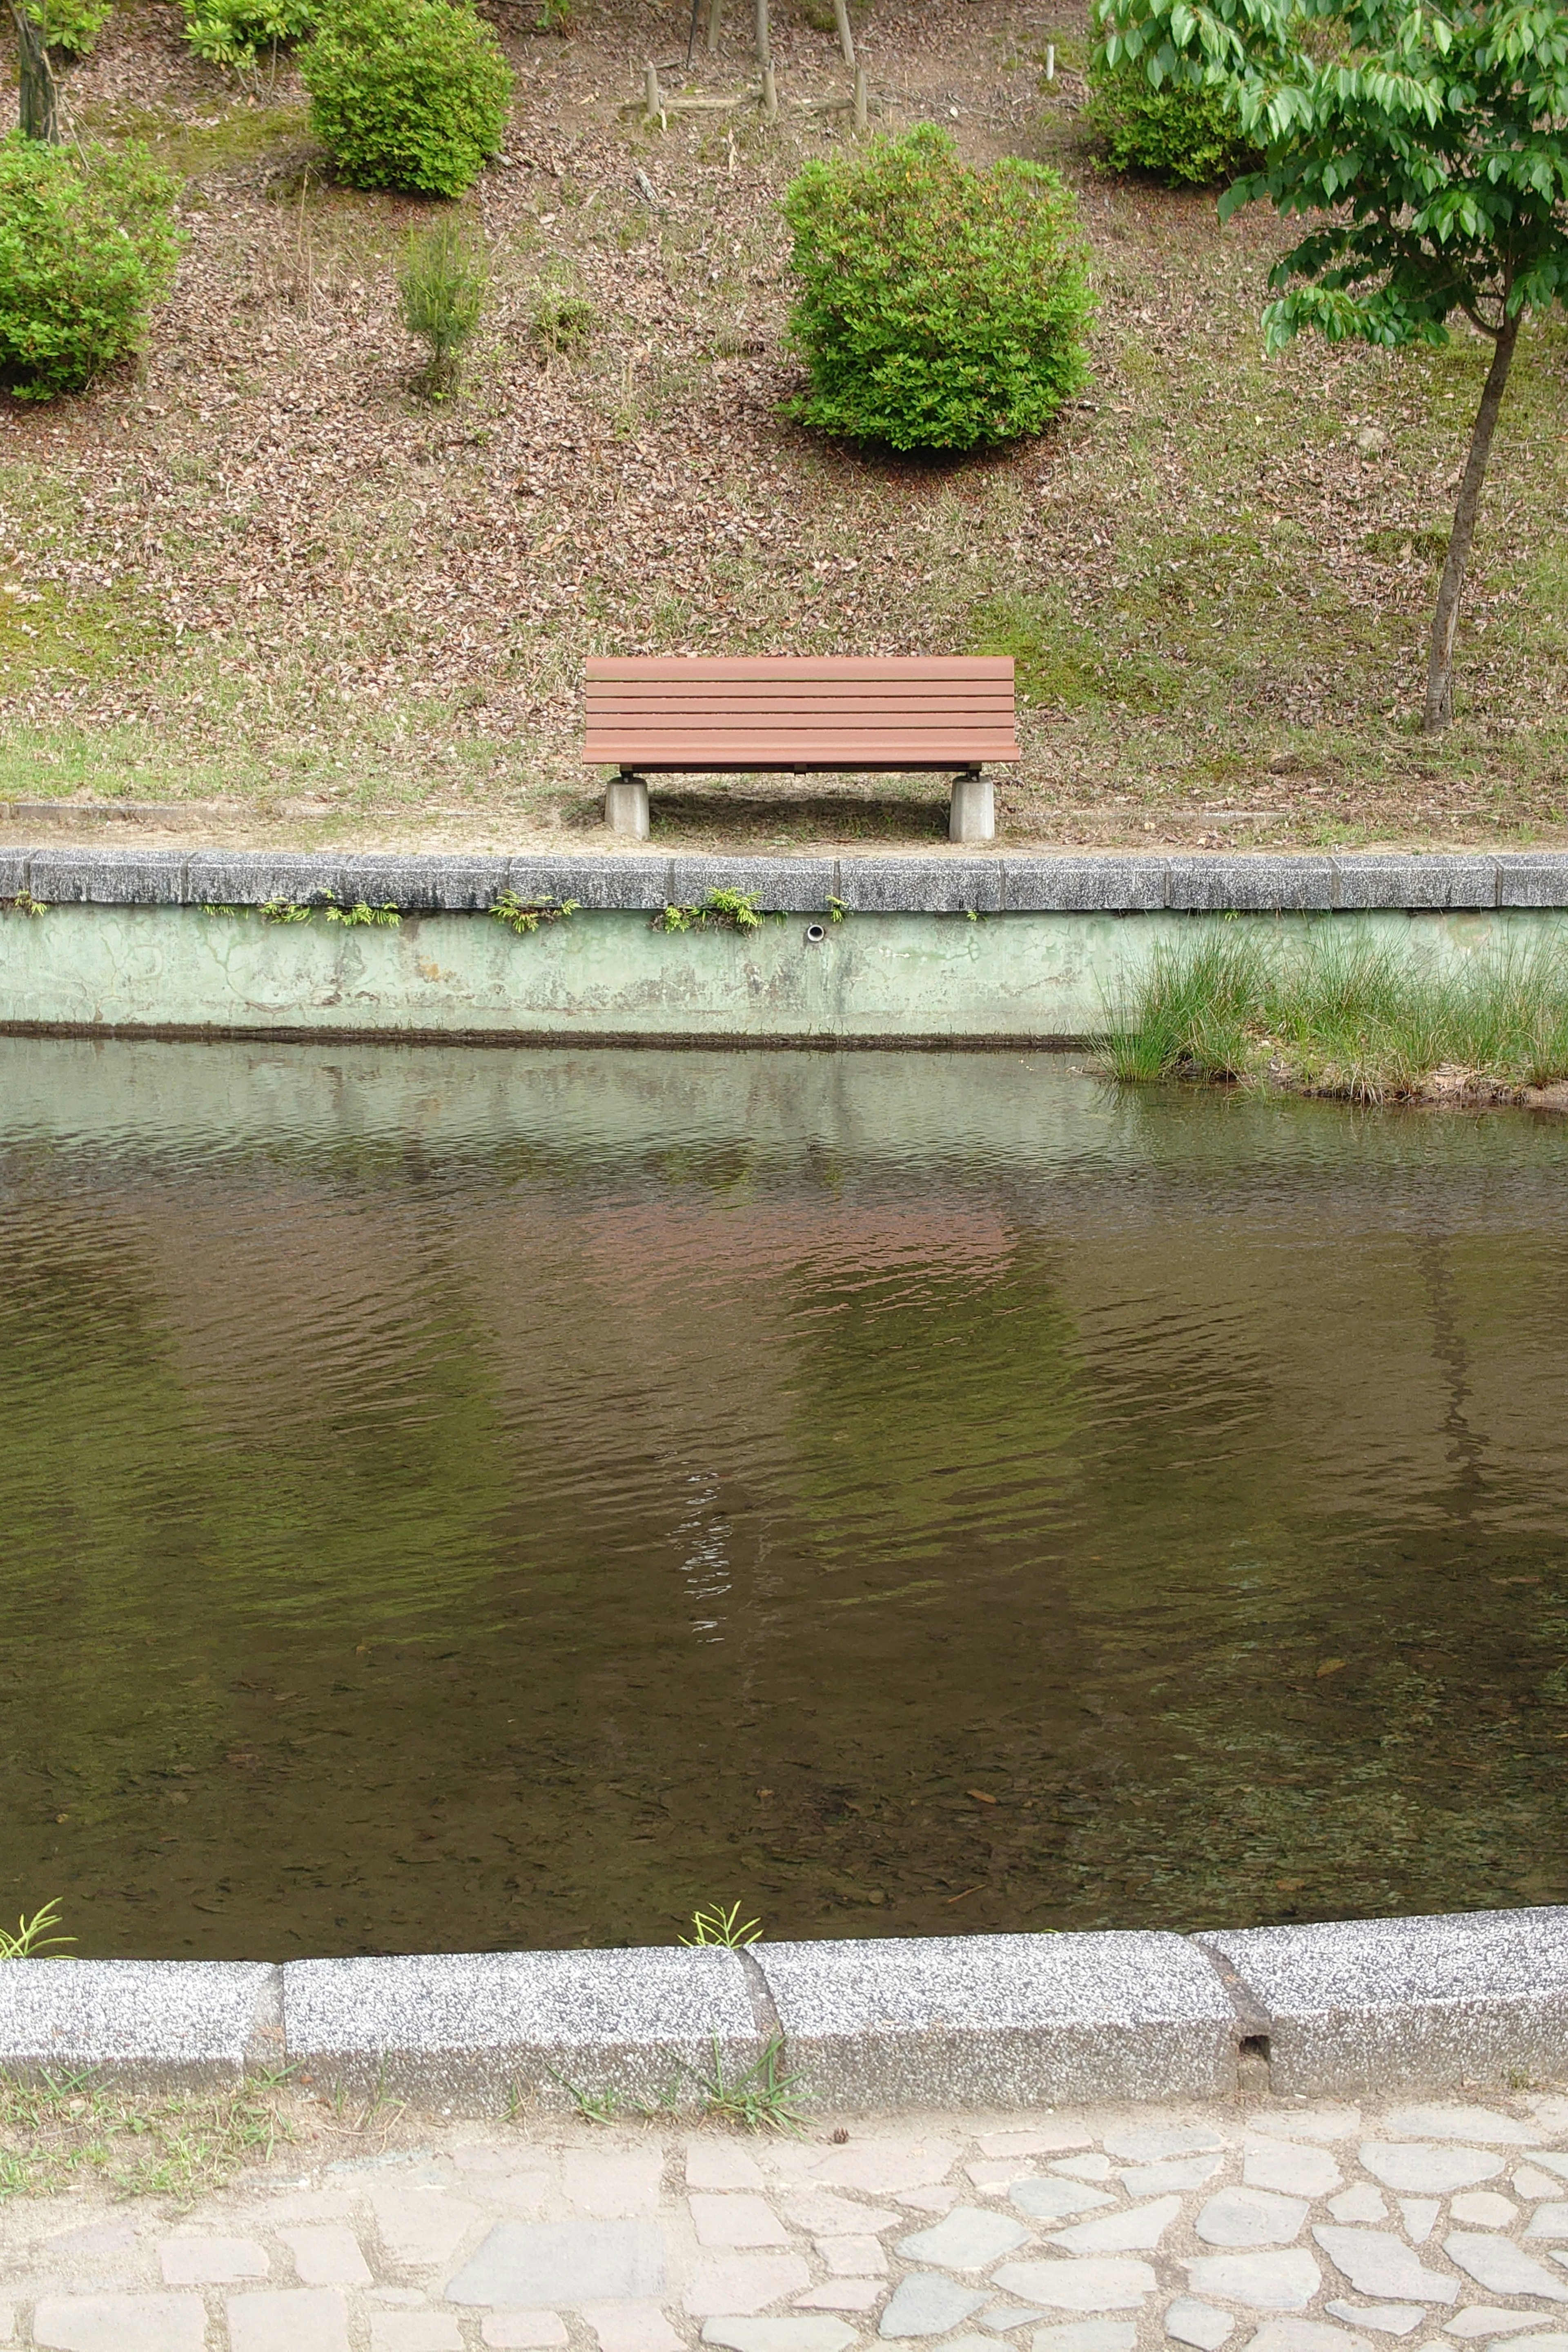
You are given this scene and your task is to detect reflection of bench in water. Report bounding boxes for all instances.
[583,655,1019,843]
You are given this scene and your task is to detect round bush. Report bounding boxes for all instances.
[1084,54,1259,187]
[0,135,182,401]
[300,0,512,199]
[782,125,1093,452]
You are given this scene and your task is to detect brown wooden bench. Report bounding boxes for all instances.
[583,656,1018,842]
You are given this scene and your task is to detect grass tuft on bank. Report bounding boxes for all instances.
[1100,928,1568,1101]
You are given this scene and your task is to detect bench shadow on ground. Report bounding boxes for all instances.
[644,787,952,844]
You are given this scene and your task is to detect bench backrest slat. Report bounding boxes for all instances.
[584,656,1018,772]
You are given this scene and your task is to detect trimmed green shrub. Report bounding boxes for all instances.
[781,125,1093,452]
[1083,53,1259,186]
[29,0,114,56]
[181,0,314,70]
[0,136,182,401]
[299,0,512,198]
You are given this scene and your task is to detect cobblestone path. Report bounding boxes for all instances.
[7,2091,1568,2352]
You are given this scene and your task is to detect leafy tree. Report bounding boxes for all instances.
[1096,0,1568,732]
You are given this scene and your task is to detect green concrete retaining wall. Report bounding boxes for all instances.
[3,850,1568,1042]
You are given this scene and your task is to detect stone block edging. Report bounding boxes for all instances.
[5,847,1568,913]
[4,1908,1568,2109]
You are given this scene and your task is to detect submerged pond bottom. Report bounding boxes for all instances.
[3,1036,1566,1961]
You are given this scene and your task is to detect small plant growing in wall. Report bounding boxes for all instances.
[655,889,769,934]
[490,890,578,935]
[323,896,401,927]
[260,897,311,923]
[2,889,48,915]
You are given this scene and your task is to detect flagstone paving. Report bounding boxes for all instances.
[8,2093,1568,2352]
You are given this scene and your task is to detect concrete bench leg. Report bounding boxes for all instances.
[606,772,650,839]
[949,769,993,843]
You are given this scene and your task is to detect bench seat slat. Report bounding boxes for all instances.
[583,655,1019,775]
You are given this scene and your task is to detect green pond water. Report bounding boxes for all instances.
[3,1035,1567,1962]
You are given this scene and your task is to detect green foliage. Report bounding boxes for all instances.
[0,137,181,403]
[299,0,512,198]
[679,1899,762,1948]
[531,289,595,354]
[0,1899,71,1960]
[2,889,49,915]
[655,888,768,933]
[490,890,578,934]
[1083,51,1258,185]
[259,897,311,922]
[399,217,487,396]
[543,2062,683,2125]
[27,0,114,57]
[696,2035,809,2133]
[781,124,1094,451]
[0,2065,303,2198]
[1096,0,1568,353]
[323,897,401,926]
[1100,929,1568,1100]
[180,0,314,70]
[1096,0,1568,730]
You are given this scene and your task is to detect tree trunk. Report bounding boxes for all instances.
[1422,314,1520,734]
[753,0,768,69]
[11,3,59,142]
[832,0,853,65]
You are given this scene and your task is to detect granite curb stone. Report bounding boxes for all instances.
[509,858,673,911]
[28,847,192,904]
[666,857,839,913]
[0,1959,281,2085]
[5,1911,1568,2102]
[835,862,1004,915]
[185,852,348,907]
[283,1947,762,2108]
[1001,858,1167,913]
[750,1931,1237,2108]
[1167,856,1336,912]
[1332,857,1498,910]
[1497,855,1568,909]
[6,848,1568,911]
[1203,1909,1568,2097]
[339,855,511,911]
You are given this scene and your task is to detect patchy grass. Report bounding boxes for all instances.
[0,0,1561,845]
[0,2067,298,2201]
[1100,928,1568,1102]
[0,2062,424,2202]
